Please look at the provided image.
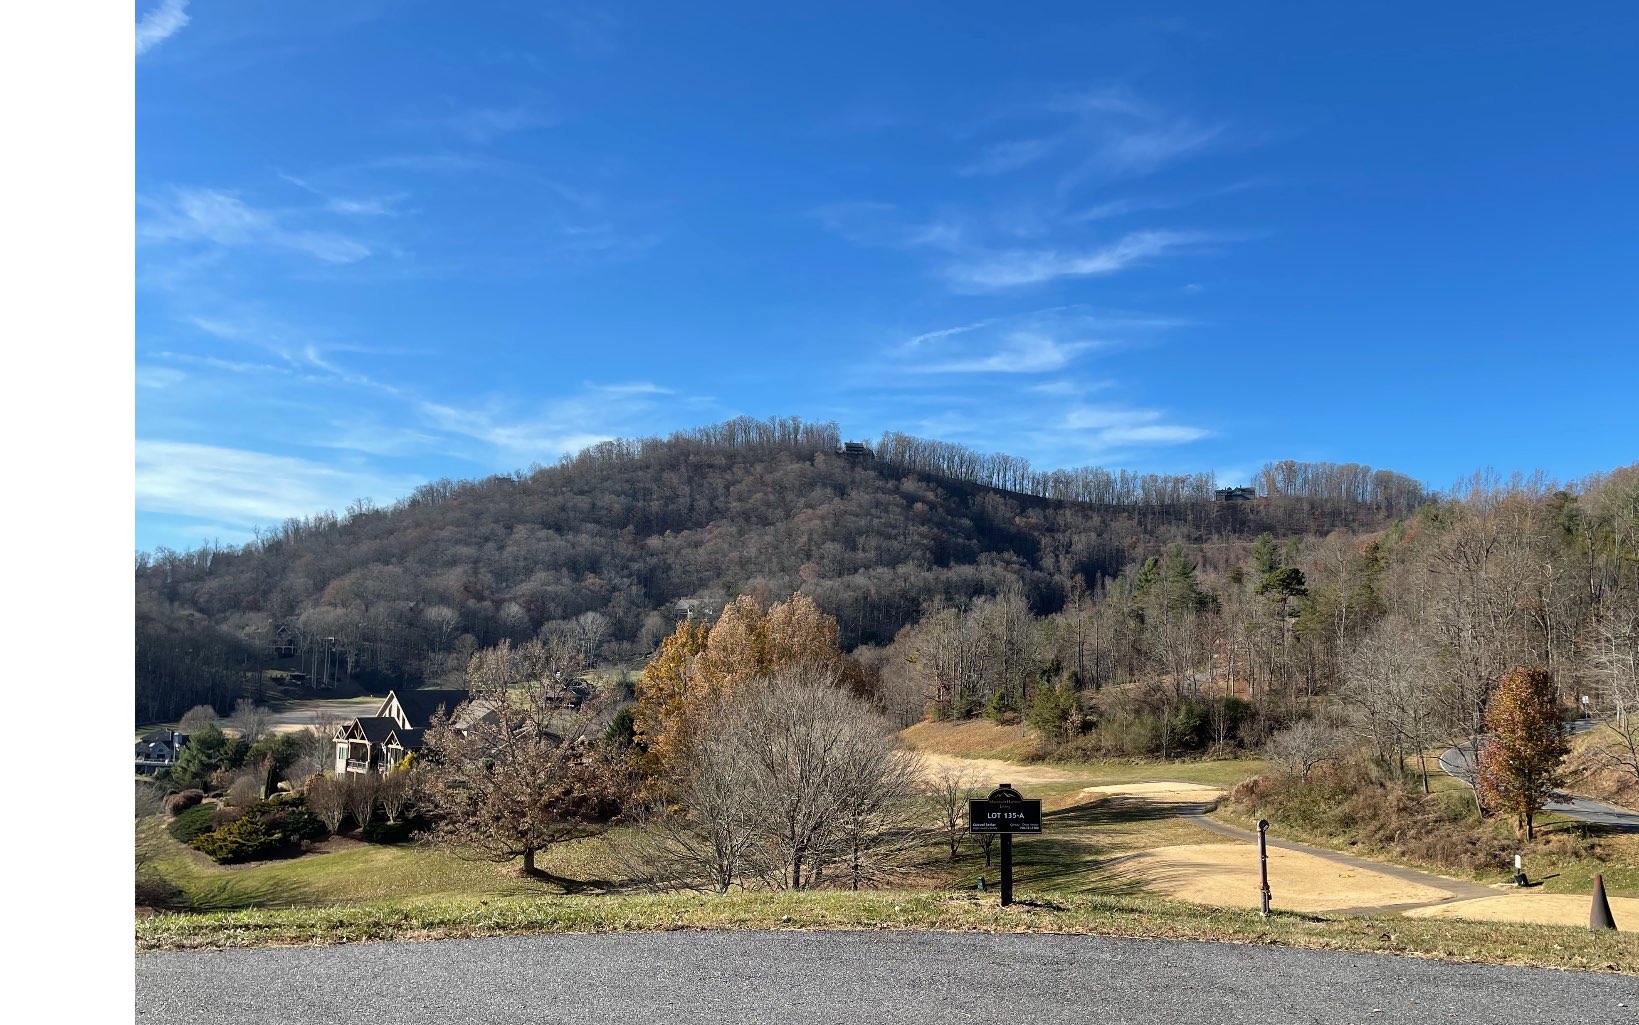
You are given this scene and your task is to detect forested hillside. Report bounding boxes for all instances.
[133,416,1427,722]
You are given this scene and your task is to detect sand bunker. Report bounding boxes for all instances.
[1118,843,1454,913]
[1404,892,1637,932]
[1081,782,1226,805]
[913,751,1084,787]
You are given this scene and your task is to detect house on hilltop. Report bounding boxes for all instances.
[1214,486,1257,502]
[333,688,489,774]
[136,728,188,776]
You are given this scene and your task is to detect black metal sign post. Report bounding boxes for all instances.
[1001,831,1012,906]
[968,783,1042,907]
[1257,818,1271,917]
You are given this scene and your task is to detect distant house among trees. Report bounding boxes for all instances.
[135,728,189,776]
[1215,486,1257,502]
[270,624,296,659]
[333,689,493,774]
[839,441,874,461]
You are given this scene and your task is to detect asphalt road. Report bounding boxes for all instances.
[135,930,1639,1025]
[1438,736,1639,832]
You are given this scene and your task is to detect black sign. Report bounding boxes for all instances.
[968,798,1042,833]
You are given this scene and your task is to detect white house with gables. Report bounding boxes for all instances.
[334,689,473,774]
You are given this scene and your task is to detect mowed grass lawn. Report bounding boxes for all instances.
[140,820,624,911]
[143,721,1268,914]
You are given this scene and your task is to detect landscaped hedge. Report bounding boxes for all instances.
[167,802,219,843]
[186,795,328,864]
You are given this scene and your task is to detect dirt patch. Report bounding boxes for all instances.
[1116,842,1454,913]
[914,751,1084,787]
[1081,782,1225,805]
[1404,892,1639,931]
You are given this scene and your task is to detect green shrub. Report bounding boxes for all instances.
[185,795,328,864]
[255,797,326,843]
[603,705,636,748]
[360,815,423,845]
[167,802,219,843]
[189,816,286,863]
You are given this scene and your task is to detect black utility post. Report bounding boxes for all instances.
[968,783,1042,908]
[1257,818,1271,917]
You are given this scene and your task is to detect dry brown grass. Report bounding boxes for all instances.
[901,720,1044,761]
[1563,728,1639,809]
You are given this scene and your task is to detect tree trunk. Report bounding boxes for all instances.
[522,847,537,876]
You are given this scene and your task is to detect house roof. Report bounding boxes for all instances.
[349,717,398,743]
[138,729,183,745]
[392,688,471,727]
[386,727,425,750]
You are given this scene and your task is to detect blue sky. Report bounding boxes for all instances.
[134,1,1639,552]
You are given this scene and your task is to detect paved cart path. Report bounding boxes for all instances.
[135,930,1639,1025]
[1439,741,1639,832]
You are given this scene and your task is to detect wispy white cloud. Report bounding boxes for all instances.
[595,382,676,396]
[1063,406,1162,430]
[139,187,374,264]
[413,382,694,461]
[309,420,445,458]
[417,401,615,459]
[136,366,187,390]
[905,319,999,349]
[1029,378,1114,396]
[136,0,190,56]
[958,136,1065,177]
[1096,424,1211,445]
[956,85,1222,189]
[1061,405,1211,448]
[279,173,407,217]
[916,332,1093,374]
[431,103,554,145]
[944,229,1213,290]
[893,307,1118,376]
[1059,122,1222,192]
[809,202,965,252]
[136,440,420,530]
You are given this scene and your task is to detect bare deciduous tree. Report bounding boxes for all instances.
[1583,603,1639,784]
[928,764,974,861]
[343,772,380,832]
[179,705,219,732]
[305,774,347,833]
[627,735,763,894]
[1265,719,1349,780]
[378,767,413,824]
[226,773,263,808]
[228,698,272,744]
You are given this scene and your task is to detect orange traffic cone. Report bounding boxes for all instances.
[1590,873,1617,931]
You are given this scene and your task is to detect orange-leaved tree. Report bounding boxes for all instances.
[633,593,856,775]
[1476,664,1568,839]
[631,617,710,774]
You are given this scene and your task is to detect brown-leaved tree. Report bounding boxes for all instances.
[416,640,627,876]
[1476,665,1569,839]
